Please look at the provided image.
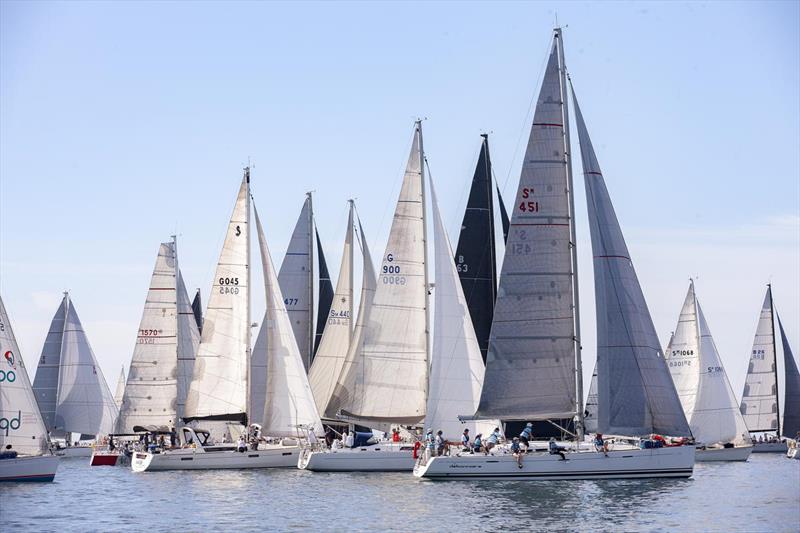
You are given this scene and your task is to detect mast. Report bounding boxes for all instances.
[245,166,252,426]
[419,119,432,411]
[556,27,584,440]
[307,191,315,365]
[768,283,780,436]
[348,199,355,336]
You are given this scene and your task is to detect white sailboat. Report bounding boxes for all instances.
[741,285,800,453]
[300,122,430,472]
[32,293,119,457]
[0,295,59,482]
[416,29,695,480]
[665,281,752,461]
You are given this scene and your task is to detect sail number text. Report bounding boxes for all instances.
[518,188,539,213]
[382,253,406,285]
[219,277,240,295]
[456,255,469,273]
[752,349,765,360]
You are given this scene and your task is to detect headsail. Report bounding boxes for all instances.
[254,205,323,436]
[496,185,510,245]
[191,289,203,335]
[113,366,126,410]
[176,269,200,421]
[314,228,335,359]
[778,314,800,438]
[0,295,49,455]
[573,87,690,437]
[584,363,598,434]
[184,173,250,425]
[335,123,429,425]
[32,296,68,435]
[427,179,495,438]
[475,34,578,421]
[740,287,779,432]
[455,134,498,364]
[278,195,314,371]
[308,202,355,417]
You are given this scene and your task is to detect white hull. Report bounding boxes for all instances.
[695,446,752,462]
[751,442,788,453]
[54,446,93,458]
[131,445,300,472]
[414,446,695,480]
[0,455,59,482]
[298,444,415,472]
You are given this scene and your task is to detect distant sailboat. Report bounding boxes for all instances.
[665,281,752,461]
[278,193,334,371]
[32,293,119,453]
[0,295,59,482]
[740,285,800,452]
[113,366,126,410]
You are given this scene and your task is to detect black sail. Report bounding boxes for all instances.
[314,228,334,359]
[191,289,203,335]
[779,314,800,438]
[496,185,510,245]
[454,134,498,363]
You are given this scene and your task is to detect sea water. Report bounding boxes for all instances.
[1,453,798,531]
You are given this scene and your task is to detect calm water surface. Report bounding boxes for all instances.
[1,453,798,531]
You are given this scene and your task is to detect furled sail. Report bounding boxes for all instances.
[427,180,495,438]
[475,36,577,421]
[455,134,498,364]
[278,195,314,371]
[740,288,779,432]
[184,174,250,425]
[0,295,49,455]
[778,315,800,438]
[113,366,126,410]
[191,289,203,335]
[54,294,118,436]
[254,205,323,437]
[314,228,335,359]
[335,123,429,425]
[308,202,354,417]
[667,282,749,445]
[32,296,68,435]
[574,88,690,437]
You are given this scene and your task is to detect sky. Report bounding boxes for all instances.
[1,1,798,406]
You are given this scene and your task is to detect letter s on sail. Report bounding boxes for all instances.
[235,225,242,236]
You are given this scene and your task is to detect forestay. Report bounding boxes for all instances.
[184,175,250,424]
[740,288,779,432]
[475,36,577,421]
[308,202,354,417]
[573,88,690,437]
[254,206,322,437]
[32,296,68,435]
[778,315,800,438]
[0,296,49,455]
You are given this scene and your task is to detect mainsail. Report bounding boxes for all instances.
[740,287,779,432]
[455,134,498,364]
[0,295,49,455]
[308,202,355,417]
[427,180,494,438]
[475,34,578,421]
[184,173,250,425]
[113,366,125,410]
[778,315,800,438]
[32,295,67,435]
[573,87,690,437]
[315,228,334,358]
[334,123,429,425]
[53,294,118,437]
[278,195,314,371]
[254,206,323,437]
[666,282,749,445]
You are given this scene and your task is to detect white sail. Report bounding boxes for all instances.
[665,285,701,423]
[54,294,118,436]
[740,288,779,432]
[308,202,354,417]
[32,297,68,435]
[176,269,200,420]
[426,180,495,438]
[113,366,126,410]
[254,205,323,437]
[0,295,49,455]
[185,174,250,424]
[278,195,314,371]
[335,124,429,425]
[584,363,598,434]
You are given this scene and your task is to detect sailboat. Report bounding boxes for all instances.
[299,122,431,472]
[114,238,200,433]
[665,281,752,461]
[0,295,59,482]
[113,366,126,410]
[32,293,119,457]
[740,285,800,453]
[278,193,334,371]
[133,169,322,472]
[415,28,694,480]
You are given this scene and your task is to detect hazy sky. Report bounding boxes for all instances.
[1,1,798,403]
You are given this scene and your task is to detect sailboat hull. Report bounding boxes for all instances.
[751,442,788,453]
[413,446,695,480]
[131,444,300,472]
[298,444,415,472]
[54,446,93,458]
[695,445,752,462]
[0,455,59,482]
